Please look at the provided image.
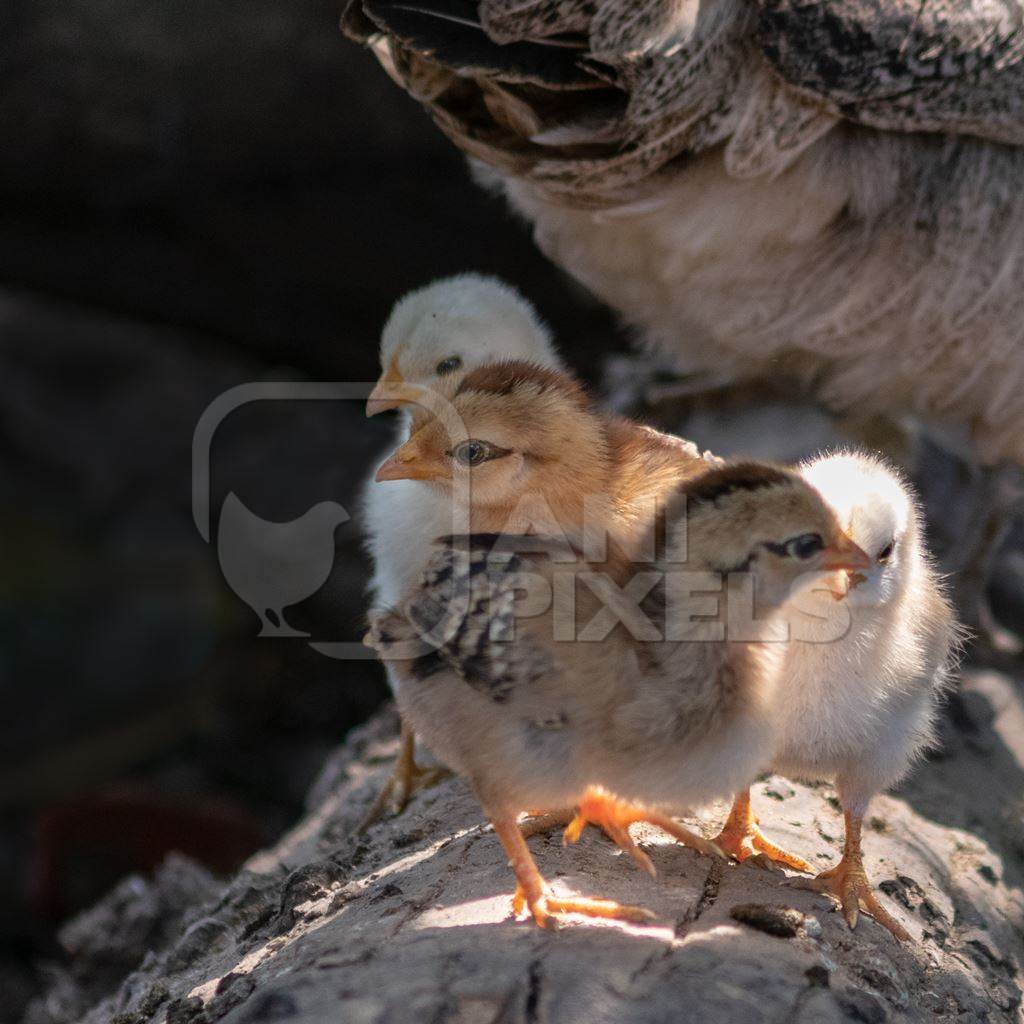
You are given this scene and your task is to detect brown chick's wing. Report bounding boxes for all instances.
[605,419,707,534]
[376,535,557,703]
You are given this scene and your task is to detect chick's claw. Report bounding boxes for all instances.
[792,859,911,942]
[497,815,654,929]
[519,809,574,839]
[563,792,657,877]
[716,825,814,874]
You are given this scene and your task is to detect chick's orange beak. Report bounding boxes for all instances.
[820,533,871,572]
[374,440,451,483]
[366,357,423,416]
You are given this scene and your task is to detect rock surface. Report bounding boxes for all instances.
[25,670,1024,1024]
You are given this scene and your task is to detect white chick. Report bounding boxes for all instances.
[712,451,960,941]
[361,275,563,823]
[364,274,562,606]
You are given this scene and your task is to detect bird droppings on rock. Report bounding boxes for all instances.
[729,903,806,938]
[764,780,796,801]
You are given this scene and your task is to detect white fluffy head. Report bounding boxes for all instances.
[379,274,561,388]
[799,451,919,609]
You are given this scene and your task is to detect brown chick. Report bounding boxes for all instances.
[374,360,711,574]
[367,461,870,928]
[372,360,715,839]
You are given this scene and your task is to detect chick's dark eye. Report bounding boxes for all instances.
[451,440,500,467]
[786,533,824,560]
[435,355,462,376]
[876,541,894,563]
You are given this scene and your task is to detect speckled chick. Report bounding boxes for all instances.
[368,461,871,927]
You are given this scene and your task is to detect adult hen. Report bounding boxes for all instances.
[343,1,1024,469]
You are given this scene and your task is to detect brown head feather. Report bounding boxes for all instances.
[457,360,589,408]
[678,461,797,510]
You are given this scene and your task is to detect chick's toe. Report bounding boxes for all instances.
[712,790,815,874]
[563,786,724,877]
[497,814,655,929]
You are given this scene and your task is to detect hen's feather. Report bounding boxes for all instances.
[345,0,1024,461]
[757,0,1024,146]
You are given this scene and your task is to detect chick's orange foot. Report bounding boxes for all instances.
[793,857,910,942]
[511,884,656,929]
[563,786,724,876]
[358,724,451,832]
[493,813,655,929]
[712,790,815,874]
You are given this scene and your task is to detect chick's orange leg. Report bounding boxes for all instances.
[712,789,815,873]
[491,813,655,928]
[793,810,910,941]
[358,721,451,832]
[563,786,724,877]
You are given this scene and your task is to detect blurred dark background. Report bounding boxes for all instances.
[0,3,625,1018]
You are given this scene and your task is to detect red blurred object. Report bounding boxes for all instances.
[29,785,266,920]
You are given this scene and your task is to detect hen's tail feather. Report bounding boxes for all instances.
[345,0,843,199]
[357,0,598,88]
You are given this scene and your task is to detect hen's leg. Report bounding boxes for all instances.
[563,786,724,876]
[711,789,815,873]
[793,809,910,941]
[490,813,655,928]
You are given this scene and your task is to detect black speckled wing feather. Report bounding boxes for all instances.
[395,535,559,702]
[345,0,1024,198]
[343,0,756,199]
